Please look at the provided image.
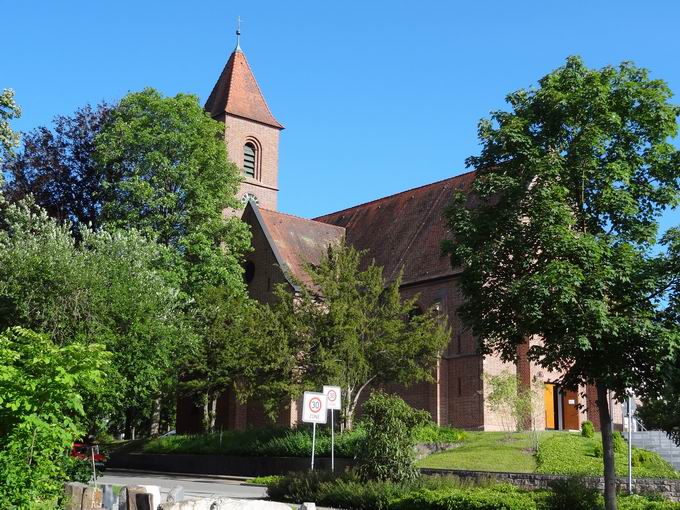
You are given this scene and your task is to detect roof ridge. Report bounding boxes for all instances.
[260,207,346,230]
[314,169,476,220]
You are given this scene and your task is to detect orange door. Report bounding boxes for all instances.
[544,384,556,429]
[562,390,579,430]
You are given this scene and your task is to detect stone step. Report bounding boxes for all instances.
[626,431,680,472]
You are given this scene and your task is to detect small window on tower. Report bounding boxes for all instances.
[243,142,256,178]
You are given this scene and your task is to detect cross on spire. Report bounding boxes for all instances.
[235,16,242,52]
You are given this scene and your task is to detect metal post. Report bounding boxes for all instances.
[91,447,97,488]
[331,409,335,472]
[311,422,316,471]
[628,396,633,494]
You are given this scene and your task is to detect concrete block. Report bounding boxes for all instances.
[64,482,87,510]
[81,486,103,510]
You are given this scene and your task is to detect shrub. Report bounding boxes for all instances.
[357,392,429,483]
[613,431,627,453]
[547,477,602,510]
[266,470,337,503]
[390,486,539,510]
[581,420,595,439]
[414,424,466,444]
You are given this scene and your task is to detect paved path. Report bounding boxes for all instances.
[98,469,336,508]
[99,469,268,500]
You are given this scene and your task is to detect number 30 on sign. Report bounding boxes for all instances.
[302,391,327,424]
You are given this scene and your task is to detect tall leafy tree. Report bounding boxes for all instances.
[246,243,450,429]
[2,102,111,231]
[0,198,190,436]
[0,88,21,165]
[94,88,250,294]
[181,286,261,432]
[443,57,679,510]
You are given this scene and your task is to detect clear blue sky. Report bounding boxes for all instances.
[3,0,679,229]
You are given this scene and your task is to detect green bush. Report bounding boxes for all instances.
[547,478,602,510]
[613,431,627,453]
[267,472,680,510]
[357,392,430,483]
[144,425,367,458]
[414,424,466,444]
[390,486,539,510]
[266,470,337,503]
[581,421,595,439]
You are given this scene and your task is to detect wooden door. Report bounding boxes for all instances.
[562,390,579,430]
[544,384,556,429]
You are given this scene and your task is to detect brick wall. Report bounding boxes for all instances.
[221,113,281,212]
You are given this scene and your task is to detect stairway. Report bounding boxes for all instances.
[630,431,680,471]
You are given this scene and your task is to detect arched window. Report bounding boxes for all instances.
[243,142,256,178]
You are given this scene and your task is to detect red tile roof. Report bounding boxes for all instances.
[258,208,345,287]
[314,171,476,285]
[204,50,283,129]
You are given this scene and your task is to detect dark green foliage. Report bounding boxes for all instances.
[62,456,96,484]
[266,472,680,510]
[581,421,595,439]
[390,486,540,510]
[143,426,365,458]
[266,470,338,503]
[357,392,430,483]
[442,56,680,509]
[547,478,601,510]
[2,102,112,232]
[253,243,450,428]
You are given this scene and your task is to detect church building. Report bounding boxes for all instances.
[176,36,624,434]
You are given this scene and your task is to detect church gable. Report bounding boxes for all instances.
[242,202,345,297]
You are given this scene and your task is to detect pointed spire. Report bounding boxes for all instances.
[235,16,242,52]
[204,28,283,129]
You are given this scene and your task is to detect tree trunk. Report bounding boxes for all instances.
[149,396,161,436]
[209,395,217,432]
[597,382,617,510]
[124,409,134,440]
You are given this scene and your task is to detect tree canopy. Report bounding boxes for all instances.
[95,88,250,294]
[443,56,680,510]
[0,197,191,436]
[243,243,450,429]
[2,102,111,231]
[0,88,21,165]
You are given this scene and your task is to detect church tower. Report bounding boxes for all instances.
[204,29,283,211]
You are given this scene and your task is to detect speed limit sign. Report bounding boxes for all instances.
[302,391,327,424]
[323,385,342,411]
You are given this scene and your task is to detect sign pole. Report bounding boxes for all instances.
[331,408,335,472]
[311,422,316,471]
[628,395,633,494]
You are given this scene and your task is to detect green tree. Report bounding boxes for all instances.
[181,286,261,432]
[249,243,450,429]
[0,88,21,165]
[0,327,108,508]
[0,198,190,437]
[2,102,111,232]
[357,392,430,483]
[94,88,250,294]
[443,57,679,510]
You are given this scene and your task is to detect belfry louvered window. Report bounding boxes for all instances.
[243,142,256,178]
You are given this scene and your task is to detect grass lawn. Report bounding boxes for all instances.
[418,431,680,478]
[418,431,550,472]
